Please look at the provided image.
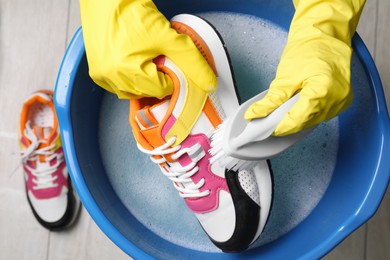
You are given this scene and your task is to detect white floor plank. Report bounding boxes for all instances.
[0,1,79,259]
[0,138,49,260]
[357,0,377,54]
[375,0,390,105]
[0,0,69,134]
[0,188,50,260]
[366,186,390,259]
[66,0,81,46]
[47,208,129,260]
[323,225,366,260]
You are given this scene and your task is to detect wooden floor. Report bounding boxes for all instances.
[0,0,389,259]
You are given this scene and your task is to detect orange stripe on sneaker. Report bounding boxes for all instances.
[130,97,169,150]
[130,99,156,150]
[203,97,223,128]
[140,126,165,148]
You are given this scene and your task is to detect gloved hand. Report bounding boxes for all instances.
[79,0,217,99]
[244,0,366,136]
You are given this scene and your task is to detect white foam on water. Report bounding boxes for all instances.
[99,12,339,253]
[199,12,288,101]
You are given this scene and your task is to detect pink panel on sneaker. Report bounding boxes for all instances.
[161,115,229,213]
[25,149,69,200]
[24,165,35,191]
[21,137,29,147]
[162,115,176,139]
[179,153,192,167]
[179,133,229,214]
[49,131,59,144]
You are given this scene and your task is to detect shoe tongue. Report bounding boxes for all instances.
[31,126,53,163]
[135,100,170,148]
[34,126,53,141]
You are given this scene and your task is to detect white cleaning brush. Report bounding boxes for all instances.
[209,120,260,171]
[209,91,313,171]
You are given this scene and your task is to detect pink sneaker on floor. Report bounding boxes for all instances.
[19,90,80,230]
[129,14,273,252]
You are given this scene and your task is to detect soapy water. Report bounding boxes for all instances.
[99,12,339,252]
[199,12,288,102]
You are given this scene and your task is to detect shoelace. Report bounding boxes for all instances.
[137,136,210,199]
[20,121,62,190]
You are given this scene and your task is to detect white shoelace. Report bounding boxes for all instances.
[137,136,210,198]
[20,121,62,190]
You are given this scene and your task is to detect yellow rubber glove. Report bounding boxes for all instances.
[79,0,217,99]
[245,0,366,136]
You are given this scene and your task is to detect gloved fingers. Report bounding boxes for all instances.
[164,30,218,93]
[90,56,175,99]
[124,9,217,94]
[273,76,353,136]
[273,92,320,136]
[244,0,363,136]
[115,59,175,99]
[244,81,299,120]
[168,51,217,93]
[82,0,217,99]
[134,7,217,93]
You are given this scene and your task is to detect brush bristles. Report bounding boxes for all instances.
[209,121,258,171]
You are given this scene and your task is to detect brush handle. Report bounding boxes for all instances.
[239,93,301,142]
[223,90,313,160]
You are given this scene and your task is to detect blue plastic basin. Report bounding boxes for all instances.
[54,0,390,259]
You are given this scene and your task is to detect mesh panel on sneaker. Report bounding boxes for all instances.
[238,169,261,206]
[208,91,226,120]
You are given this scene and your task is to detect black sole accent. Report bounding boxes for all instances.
[209,168,262,253]
[261,159,274,238]
[26,178,81,231]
